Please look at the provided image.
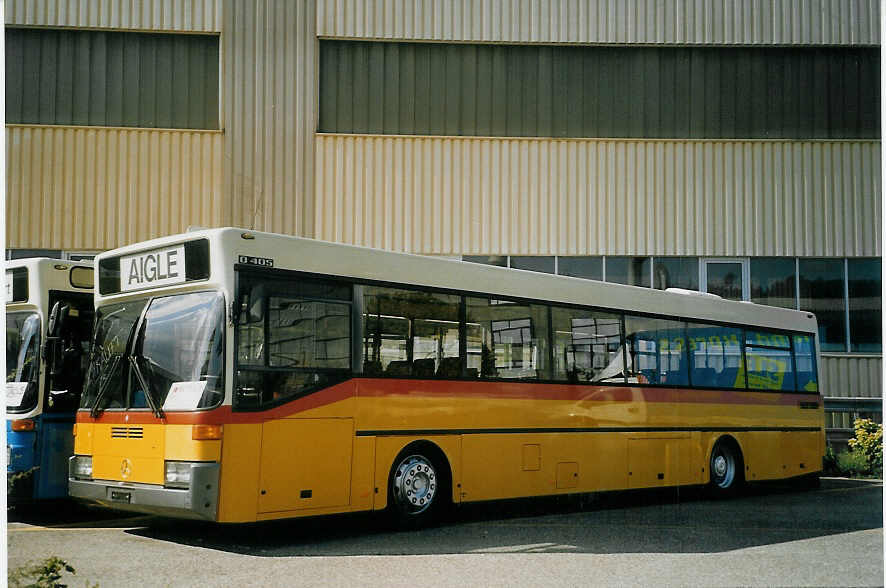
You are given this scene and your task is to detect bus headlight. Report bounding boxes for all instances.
[71,456,93,479]
[164,461,193,489]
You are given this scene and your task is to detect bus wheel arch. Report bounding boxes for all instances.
[386,440,453,528]
[708,435,745,496]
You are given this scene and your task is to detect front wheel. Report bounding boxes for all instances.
[709,439,744,497]
[388,449,449,528]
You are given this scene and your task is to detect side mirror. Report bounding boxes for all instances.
[47,302,70,339]
[44,302,71,377]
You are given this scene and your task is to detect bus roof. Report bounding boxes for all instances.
[95,227,818,334]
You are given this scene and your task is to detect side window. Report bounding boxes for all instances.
[793,334,819,393]
[624,316,688,386]
[744,330,794,391]
[551,306,624,383]
[687,323,745,389]
[465,297,550,380]
[235,273,351,409]
[361,286,460,378]
[268,296,350,369]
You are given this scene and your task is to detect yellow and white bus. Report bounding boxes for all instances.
[70,228,824,524]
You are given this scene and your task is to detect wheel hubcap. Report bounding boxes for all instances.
[712,447,735,488]
[393,455,437,515]
[713,455,728,477]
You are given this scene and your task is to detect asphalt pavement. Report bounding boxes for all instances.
[7,477,883,587]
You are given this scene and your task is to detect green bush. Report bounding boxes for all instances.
[836,450,871,477]
[8,556,77,588]
[847,418,883,477]
[823,445,839,475]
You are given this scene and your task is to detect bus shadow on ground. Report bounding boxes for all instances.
[127,477,882,557]
[8,500,148,528]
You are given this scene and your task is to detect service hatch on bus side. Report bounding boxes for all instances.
[70,228,824,524]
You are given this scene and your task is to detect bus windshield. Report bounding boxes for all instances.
[81,291,225,413]
[6,312,41,413]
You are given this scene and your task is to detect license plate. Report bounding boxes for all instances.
[109,490,132,504]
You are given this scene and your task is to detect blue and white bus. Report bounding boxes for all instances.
[7,258,94,502]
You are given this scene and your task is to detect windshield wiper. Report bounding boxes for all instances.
[90,352,123,418]
[129,355,164,419]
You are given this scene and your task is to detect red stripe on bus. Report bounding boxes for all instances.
[76,379,818,426]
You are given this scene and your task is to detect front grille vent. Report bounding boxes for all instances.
[111,426,144,439]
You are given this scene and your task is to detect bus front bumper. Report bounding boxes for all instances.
[68,460,219,521]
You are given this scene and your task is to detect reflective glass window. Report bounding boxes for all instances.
[848,258,882,352]
[750,258,797,309]
[362,286,460,378]
[463,255,507,267]
[686,323,745,389]
[653,258,699,291]
[606,257,651,287]
[465,297,550,380]
[793,334,819,393]
[552,307,624,383]
[558,257,603,280]
[510,256,554,274]
[744,331,794,391]
[624,316,689,386]
[799,259,846,351]
[235,274,352,409]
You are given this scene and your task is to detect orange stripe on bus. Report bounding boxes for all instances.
[76,379,819,426]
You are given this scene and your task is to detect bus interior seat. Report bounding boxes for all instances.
[437,357,461,378]
[412,358,435,378]
[691,367,717,388]
[362,360,383,376]
[386,360,412,377]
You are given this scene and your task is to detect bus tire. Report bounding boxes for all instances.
[708,437,745,497]
[387,443,451,529]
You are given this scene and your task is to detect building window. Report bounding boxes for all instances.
[750,258,797,309]
[558,257,603,280]
[654,257,699,291]
[848,259,882,353]
[459,253,880,355]
[463,255,507,267]
[605,257,651,287]
[6,28,219,129]
[510,256,555,274]
[799,259,847,352]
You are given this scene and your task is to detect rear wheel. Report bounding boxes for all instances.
[388,447,450,528]
[709,438,744,497]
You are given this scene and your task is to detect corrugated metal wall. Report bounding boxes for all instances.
[320,41,880,139]
[315,134,881,257]
[6,125,223,250]
[6,28,220,129]
[820,355,882,398]
[5,0,222,32]
[222,0,317,237]
[317,0,880,46]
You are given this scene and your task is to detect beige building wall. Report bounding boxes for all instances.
[6,125,223,250]
[317,0,880,45]
[820,355,883,400]
[5,0,222,32]
[314,134,881,257]
[222,0,317,238]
